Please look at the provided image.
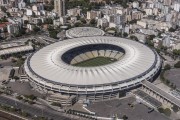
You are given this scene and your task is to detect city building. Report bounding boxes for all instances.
[54,0,65,17]
[87,10,101,20]
[67,8,81,16]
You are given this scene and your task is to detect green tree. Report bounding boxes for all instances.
[24,20,29,24]
[173,49,180,55]
[122,115,128,120]
[33,26,40,32]
[164,64,171,70]
[172,105,179,112]
[174,61,180,68]
[32,12,36,17]
[37,20,42,26]
[158,107,164,113]
[13,76,19,80]
[130,35,138,41]
[1,6,7,13]
[74,22,83,27]
[49,31,58,39]
[164,108,171,116]
[123,32,128,38]
[80,18,86,24]
[89,19,97,26]
[169,27,176,32]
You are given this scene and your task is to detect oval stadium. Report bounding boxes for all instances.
[66,27,105,38]
[24,36,162,101]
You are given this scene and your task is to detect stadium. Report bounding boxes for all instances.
[66,27,105,38]
[24,36,162,101]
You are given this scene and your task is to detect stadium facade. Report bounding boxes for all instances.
[24,36,162,101]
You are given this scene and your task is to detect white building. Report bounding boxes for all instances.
[7,24,19,34]
[144,8,153,16]
[26,9,33,16]
[132,1,139,8]
[97,18,108,28]
[87,10,101,20]
[174,3,180,12]
[18,0,26,9]
[67,8,81,16]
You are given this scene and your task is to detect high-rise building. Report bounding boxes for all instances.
[54,0,65,17]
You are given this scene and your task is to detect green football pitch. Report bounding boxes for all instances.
[73,57,117,67]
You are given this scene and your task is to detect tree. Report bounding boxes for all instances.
[77,15,81,20]
[164,64,171,70]
[129,19,137,24]
[89,19,97,26]
[147,35,156,40]
[130,35,138,41]
[80,18,86,24]
[45,18,53,24]
[158,107,164,113]
[6,12,11,17]
[122,115,128,120]
[33,26,40,32]
[172,105,179,112]
[169,27,176,32]
[37,20,42,26]
[24,20,29,24]
[47,25,54,31]
[173,49,180,56]
[123,32,128,38]
[174,61,180,68]
[32,12,36,18]
[13,76,19,80]
[0,6,7,13]
[164,108,171,116]
[49,31,58,39]
[74,22,83,27]
[146,39,154,47]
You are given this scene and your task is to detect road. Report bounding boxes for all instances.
[0,59,15,67]
[0,95,77,120]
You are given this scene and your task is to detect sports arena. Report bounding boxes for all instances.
[66,27,105,38]
[24,36,162,101]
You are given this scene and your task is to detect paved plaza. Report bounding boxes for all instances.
[86,97,170,120]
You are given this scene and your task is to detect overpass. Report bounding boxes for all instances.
[141,80,180,108]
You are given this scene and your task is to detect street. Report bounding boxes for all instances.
[0,95,76,120]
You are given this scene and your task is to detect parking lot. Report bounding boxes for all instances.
[164,68,180,89]
[0,67,12,83]
[86,96,170,120]
[7,81,44,98]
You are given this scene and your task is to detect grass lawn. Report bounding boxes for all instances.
[73,57,117,67]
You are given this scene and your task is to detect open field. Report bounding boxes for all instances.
[73,57,117,67]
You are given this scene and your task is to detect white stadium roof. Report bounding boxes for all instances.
[25,36,161,87]
[66,27,105,38]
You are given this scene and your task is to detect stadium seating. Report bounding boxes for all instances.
[104,50,112,57]
[98,50,105,57]
[91,51,98,57]
[61,44,125,64]
[85,52,94,59]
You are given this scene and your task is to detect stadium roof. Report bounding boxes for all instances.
[66,27,105,38]
[26,36,158,86]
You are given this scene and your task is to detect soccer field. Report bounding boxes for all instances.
[73,57,117,67]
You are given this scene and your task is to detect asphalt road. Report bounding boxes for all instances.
[0,59,14,67]
[0,95,76,120]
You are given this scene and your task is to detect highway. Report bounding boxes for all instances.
[0,95,76,120]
